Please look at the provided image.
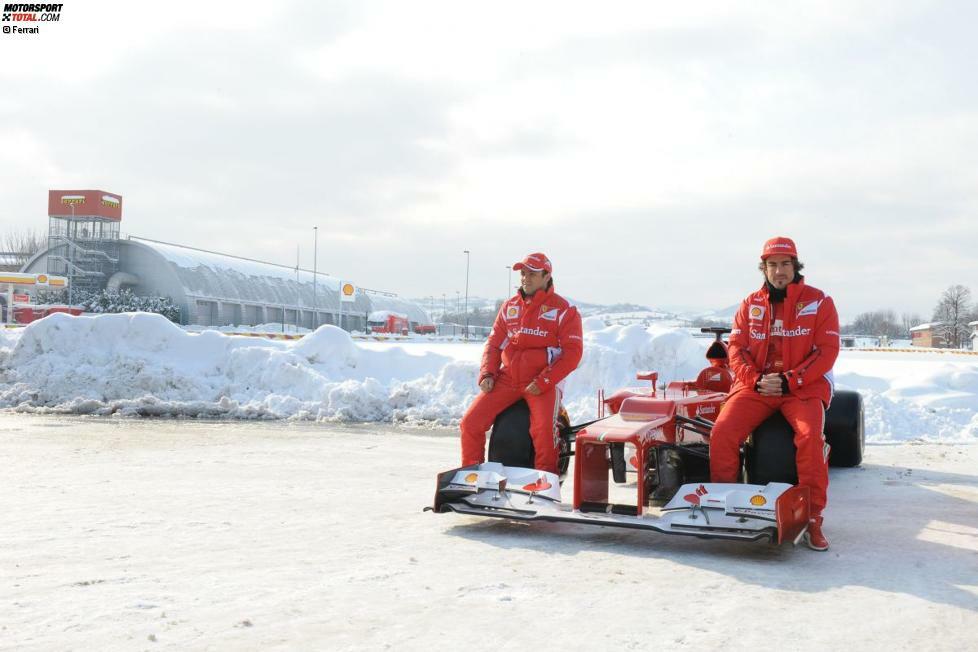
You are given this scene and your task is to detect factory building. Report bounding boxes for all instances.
[20,189,433,331]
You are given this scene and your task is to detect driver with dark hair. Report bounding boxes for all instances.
[459,253,583,474]
[710,237,841,551]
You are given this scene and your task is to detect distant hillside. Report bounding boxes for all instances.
[411,295,735,326]
[679,303,738,323]
[568,299,653,316]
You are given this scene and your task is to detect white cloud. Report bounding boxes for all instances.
[0,0,976,321]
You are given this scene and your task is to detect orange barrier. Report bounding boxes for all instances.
[228,332,305,341]
[847,347,978,356]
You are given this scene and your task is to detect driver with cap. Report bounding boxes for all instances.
[710,236,841,551]
[459,252,583,474]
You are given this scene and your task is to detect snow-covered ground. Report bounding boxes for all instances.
[2,313,977,649]
[1,415,976,651]
[1,312,977,442]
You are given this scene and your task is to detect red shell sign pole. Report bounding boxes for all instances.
[1,273,69,325]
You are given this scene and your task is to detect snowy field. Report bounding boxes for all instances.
[1,313,977,650]
[1,415,976,651]
[1,312,977,443]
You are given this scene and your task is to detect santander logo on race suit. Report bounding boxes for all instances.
[752,321,812,340]
[771,321,811,337]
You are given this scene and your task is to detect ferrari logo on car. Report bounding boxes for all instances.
[683,484,708,505]
[522,477,552,492]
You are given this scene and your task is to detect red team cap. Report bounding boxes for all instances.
[760,236,798,260]
[512,252,552,273]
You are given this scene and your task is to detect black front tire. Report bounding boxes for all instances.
[743,390,865,483]
[488,400,535,469]
[487,399,572,477]
[743,412,798,485]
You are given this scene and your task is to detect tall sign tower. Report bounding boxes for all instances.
[46,190,123,301]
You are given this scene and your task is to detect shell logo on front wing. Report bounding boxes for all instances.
[750,495,767,506]
[464,473,479,483]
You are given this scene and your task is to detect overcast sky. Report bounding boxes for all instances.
[2,0,977,321]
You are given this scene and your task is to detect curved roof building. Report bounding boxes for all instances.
[22,236,431,331]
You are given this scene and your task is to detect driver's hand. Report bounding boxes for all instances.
[479,377,494,393]
[525,381,542,396]
[756,373,783,397]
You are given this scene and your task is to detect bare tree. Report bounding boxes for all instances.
[901,312,923,338]
[932,285,973,348]
[1,228,46,270]
[843,310,902,338]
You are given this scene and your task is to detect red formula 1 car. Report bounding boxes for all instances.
[428,327,864,546]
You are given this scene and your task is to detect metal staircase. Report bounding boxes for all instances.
[46,216,120,299]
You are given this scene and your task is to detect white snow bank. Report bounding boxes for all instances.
[183,322,312,334]
[0,313,468,423]
[834,352,978,443]
[1,312,976,442]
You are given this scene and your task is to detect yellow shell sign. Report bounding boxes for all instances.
[37,274,48,283]
[342,283,355,296]
[749,495,767,506]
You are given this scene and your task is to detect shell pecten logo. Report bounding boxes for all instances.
[749,494,767,506]
[37,274,48,283]
[464,472,479,483]
[342,283,355,297]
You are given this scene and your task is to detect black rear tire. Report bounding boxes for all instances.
[824,389,864,467]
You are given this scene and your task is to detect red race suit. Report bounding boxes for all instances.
[460,283,583,473]
[710,278,841,515]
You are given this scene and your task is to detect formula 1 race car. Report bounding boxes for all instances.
[427,327,864,546]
